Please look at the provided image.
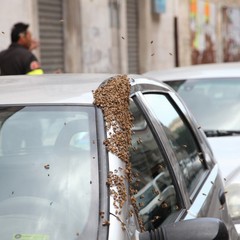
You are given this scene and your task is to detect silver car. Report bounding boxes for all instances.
[144,62,240,235]
[0,74,237,240]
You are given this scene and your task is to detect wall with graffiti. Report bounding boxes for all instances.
[190,0,216,65]
[222,7,240,62]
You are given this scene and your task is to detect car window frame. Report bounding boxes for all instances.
[167,92,217,202]
[132,90,212,208]
[169,90,215,168]
[95,107,109,240]
[129,96,185,229]
[130,93,187,223]
[146,92,212,199]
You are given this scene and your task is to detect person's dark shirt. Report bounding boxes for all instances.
[0,43,39,75]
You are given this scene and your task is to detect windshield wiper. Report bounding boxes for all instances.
[204,130,240,137]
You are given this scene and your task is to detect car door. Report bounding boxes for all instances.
[129,90,238,239]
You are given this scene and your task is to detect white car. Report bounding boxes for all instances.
[0,73,237,239]
[144,62,240,233]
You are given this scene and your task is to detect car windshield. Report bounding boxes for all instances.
[167,78,240,136]
[0,106,99,240]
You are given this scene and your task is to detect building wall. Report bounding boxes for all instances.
[80,0,112,73]
[118,0,128,73]
[217,0,240,63]
[178,0,240,66]
[63,0,82,73]
[0,0,39,57]
[138,0,176,73]
[64,0,114,73]
[178,0,192,66]
[109,0,128,74]
[65,0,146,73]
[1,0,240,74]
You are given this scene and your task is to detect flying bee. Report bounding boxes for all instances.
[161,202,168,208]
[102,220,110,226]
[140,194,145,199]
[44,164,50,170]
[153,189,159,195]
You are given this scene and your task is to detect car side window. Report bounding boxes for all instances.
[143,94,206,195]
[129,99,180,232]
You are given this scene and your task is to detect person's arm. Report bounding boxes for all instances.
[26,53,44,75]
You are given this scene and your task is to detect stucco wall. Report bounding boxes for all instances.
[138,0,176,73]
[63,0,82,73]
[110,0,128,74]
[0,0,38,53]
[1,0,240,73]
[64,0,113,73]
[177,0,192,66]
[179,0,240,67]
[80,0,112,73]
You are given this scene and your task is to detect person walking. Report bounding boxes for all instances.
[0,22,43,75]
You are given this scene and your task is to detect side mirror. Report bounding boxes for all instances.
[139,218,229,240]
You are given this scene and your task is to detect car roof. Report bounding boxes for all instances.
[144,62,240,81]
[0,73,170,104]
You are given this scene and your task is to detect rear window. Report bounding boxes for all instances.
[166,78,240,132]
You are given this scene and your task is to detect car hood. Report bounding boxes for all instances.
[207,136,240,186]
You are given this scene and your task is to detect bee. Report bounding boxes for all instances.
[161,202,168,208]
[99,211,105,218]
[140,194,145,199]
[151,215,160,222]
[153,189,159,195]
[44,164,50,170]
[102,220,110,226]
[137,138,142,144]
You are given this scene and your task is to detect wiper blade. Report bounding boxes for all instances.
[204,130,240,137]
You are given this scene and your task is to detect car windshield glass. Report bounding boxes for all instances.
[167,78,240,134]
[0,106,99,240]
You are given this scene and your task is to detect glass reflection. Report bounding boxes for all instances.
[129,100,179,231]
[144,94,206,194]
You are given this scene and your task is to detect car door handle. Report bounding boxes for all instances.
[219,189,226,205]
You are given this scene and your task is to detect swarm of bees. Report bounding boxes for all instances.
[94,75,145,231]
[94,74,133,163]
[107,171,127,210]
